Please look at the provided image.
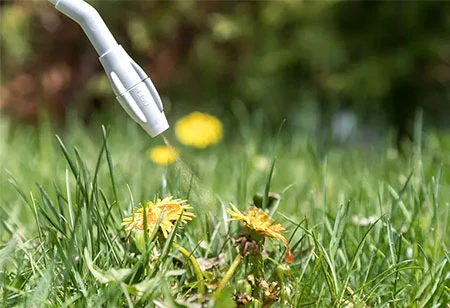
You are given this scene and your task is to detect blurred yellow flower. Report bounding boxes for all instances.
[227,204,293,263]
[122,197,195,238]
[175,112,223,148]
[148,145,178,165]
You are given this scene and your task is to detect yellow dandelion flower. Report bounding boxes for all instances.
[148,145,178,165]
[175,112,223,148]
[227,203,294,263]
[122,197,195,239]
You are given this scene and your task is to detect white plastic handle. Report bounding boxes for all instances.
[48,0,169,137]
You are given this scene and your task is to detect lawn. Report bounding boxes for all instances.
[0,111,449,307]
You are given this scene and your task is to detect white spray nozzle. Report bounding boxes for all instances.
[48,0,169,137]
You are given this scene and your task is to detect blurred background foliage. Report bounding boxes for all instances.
[1,0,450,148]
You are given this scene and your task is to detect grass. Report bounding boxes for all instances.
[0,111,449,307]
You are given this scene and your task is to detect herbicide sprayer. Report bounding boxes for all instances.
[48,0,169,137]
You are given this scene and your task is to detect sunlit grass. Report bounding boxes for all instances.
[0,112,449,306]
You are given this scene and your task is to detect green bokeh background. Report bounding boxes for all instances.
[2,0,450,143]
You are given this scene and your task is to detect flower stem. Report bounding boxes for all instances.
[217,254,243,293]
[172,242,205,295]
[249,254,264,299]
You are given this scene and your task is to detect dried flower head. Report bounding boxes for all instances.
[148,145,178,165]
[175,112,223,148]
[234,293,253,306]
[122,197,195,238]
[227,204,294,263]
[260,280,281,302]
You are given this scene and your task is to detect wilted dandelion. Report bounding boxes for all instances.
[218,211,290,304]
[148,145,178,165]
[227,204,293,263]
[122,197,194,238]
[175,112,223,148]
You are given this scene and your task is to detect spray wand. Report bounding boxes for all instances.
[48,0,169,137]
